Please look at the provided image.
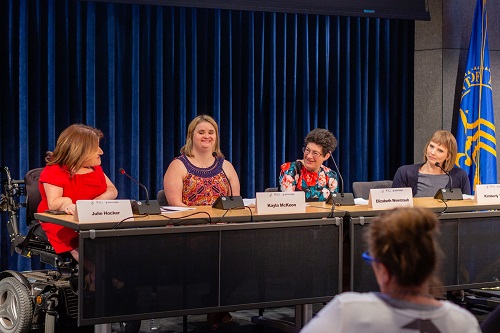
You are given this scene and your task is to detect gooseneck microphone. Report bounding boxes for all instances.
[118,168,161,214]
[210,152,245,210]
[119,168,150,203]
[434,162,454,191]
[326,153,355,206]
[433,162,463,200]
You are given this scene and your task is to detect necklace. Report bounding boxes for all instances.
[193,156,211,168]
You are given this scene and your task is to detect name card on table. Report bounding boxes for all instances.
[475,184,500,204]
[74,200,133,222]
[368,188,413,209]
[255,192,306,214]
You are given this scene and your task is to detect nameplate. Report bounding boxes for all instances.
[368,188,413,209]
[255,192,306,214]
[74,200,133,222]
[474,184,500,204]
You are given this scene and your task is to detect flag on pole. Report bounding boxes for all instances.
[456,0,497,191]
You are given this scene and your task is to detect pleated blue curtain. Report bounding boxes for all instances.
[0,0,414,271]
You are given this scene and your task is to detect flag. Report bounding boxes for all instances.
[456,0,497,190]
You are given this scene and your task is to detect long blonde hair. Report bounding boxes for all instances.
[180,115,224,157]
[46,124,103,175]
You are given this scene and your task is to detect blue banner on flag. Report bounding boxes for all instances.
[455,0,497,191]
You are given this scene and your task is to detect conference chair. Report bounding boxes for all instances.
[17,168,76,270]
[157,189,169,206]
[481,304,500,333]
[352,180,393,199]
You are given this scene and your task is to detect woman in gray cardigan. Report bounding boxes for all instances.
[392,130,471,197]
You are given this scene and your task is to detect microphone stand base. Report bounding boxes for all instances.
[131,200,162,215]
[212,196,245,210]
[434,188,463,201]
[326,192,355,206]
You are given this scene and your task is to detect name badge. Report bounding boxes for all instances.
[256,192,306,214]
[368,188,413,209]
[74,200,133,222]
[474,184,500,204]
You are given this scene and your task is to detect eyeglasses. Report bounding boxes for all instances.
[302,147,323,158]
[362,251,379,265]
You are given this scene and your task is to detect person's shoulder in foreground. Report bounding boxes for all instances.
[301,291,481,333]
[301,207,481,333]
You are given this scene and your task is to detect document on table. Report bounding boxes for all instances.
[243,198,256,207]
[160,206,196,214]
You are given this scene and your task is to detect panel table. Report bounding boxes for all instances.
[36,205,344,331]
[340,198,500,292]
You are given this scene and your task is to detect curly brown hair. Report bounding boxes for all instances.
[304,128,338,155]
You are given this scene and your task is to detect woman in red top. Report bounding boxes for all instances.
[37,124,118,262]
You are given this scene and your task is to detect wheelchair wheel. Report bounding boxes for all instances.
[0,277,33,333]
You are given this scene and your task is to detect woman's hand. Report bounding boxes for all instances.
[61,203,76,215]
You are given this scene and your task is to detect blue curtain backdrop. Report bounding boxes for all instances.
[0,0,414,271]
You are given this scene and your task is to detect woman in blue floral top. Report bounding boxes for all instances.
[279,128,339,201]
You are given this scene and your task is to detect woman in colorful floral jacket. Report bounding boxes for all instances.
[279,128,338,201]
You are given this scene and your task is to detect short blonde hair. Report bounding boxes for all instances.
[46,124,103,175]
[180,115,224,157]
[423,130,457,172]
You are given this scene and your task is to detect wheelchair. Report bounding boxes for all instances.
[0,166,140,333]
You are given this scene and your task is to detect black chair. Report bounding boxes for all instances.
[16,168,76,271]
[482,304,500,333]
[352,180,393,200]
[157,189,169,206]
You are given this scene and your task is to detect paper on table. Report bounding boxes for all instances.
[354,198,368,205]
[243,198,256,207]
[160,206,196,213]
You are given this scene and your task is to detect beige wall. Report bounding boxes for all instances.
[414,0,500,179]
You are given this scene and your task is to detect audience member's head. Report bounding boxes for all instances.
[366,207,442,291]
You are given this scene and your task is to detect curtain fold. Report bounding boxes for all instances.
[1,0,414,271]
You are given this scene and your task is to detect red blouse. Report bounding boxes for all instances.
[37,164,107,253]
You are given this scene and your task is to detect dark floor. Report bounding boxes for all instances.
[62,291,498,333]
[127,301,491,333]
[122,306,301,333]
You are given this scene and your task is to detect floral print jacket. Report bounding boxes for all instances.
[279,160,338,201]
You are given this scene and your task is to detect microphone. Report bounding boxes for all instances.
[210,152,245,210]
[433,162,463,200]
[326,153,355,206]
[118,168,161,214]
